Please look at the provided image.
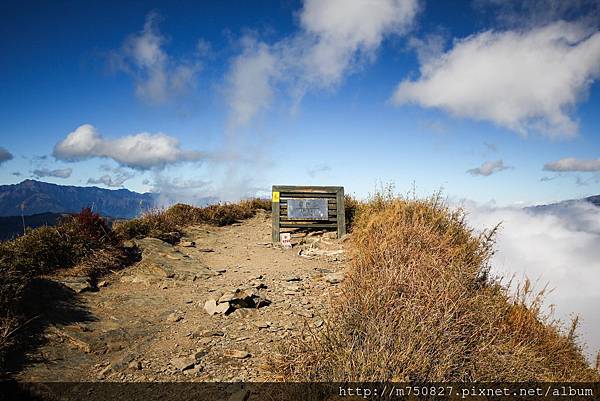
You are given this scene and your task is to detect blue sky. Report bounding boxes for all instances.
[1,0,600,205]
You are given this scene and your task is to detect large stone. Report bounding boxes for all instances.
[135,238,215,281]
[204,299,218,315]
[215,302,231,314]
[59,276,92,293]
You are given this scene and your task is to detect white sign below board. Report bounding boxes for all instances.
[280,232,292,249]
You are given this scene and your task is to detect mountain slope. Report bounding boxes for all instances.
[0,180,156,218]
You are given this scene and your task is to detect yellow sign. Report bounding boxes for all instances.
[272,191,280,202]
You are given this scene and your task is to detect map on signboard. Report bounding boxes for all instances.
[287,198,328,220]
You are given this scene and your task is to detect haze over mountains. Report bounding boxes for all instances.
[1,180,599,221]
[0,180,156,219]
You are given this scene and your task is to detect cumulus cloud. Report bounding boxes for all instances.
[32,167,72,179]
[467,159,510,176]
[226,0,419,126]
[110,12,202,104]
[53,124,204,170]
[464,200,600,357]
[544,157,600,172]
[393,21,600,137]
[0,147,14,165]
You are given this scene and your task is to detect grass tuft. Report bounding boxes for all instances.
[276,193,598,381]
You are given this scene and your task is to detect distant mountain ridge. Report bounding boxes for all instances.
[526,194,600,213]
[0,180,156,218]
[586,195,600,207]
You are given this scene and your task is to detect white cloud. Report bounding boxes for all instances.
[111,12,201,104]
[544,157,600,172]
[464,200,600,357]
[467,159,510,176]
[149,174,216,207]
[0,147,14,165]
[53,124,204,170]
[226,38,278,128]
[225,0,419,126]
[32,167,72,179]
[87,165,135,187]
[393,21,600,138]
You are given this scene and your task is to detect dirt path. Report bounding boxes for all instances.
[15,211,347,382]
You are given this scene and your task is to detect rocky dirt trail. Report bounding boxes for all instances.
[15,210,348,382]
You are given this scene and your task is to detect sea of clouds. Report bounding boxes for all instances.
[463,199,600,359]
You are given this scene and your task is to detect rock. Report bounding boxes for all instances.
[199,248,215,252]
[218,292,235,303]
[204,299,218,315]
[223,349,250,359]
[254,321,270,329]
[215,301,231,314]
[296,310,313,318]
[323,231,338,239]
[170,356,196,371]
[98,365,112,378]
[166,312,184,323]
[128,360,142,371]
[215,268,227,274]
[110,353,135,372]
[180,240,196,247]
[324,272,345,284]
[59,276,93,293]
[191,329,224,338]
[227,389,250,401]
[97,280,108,288]
[283,275,301,282]
[193,350,207,363]
[157,231,182,245]
[230,308,254,318]
[313,319,324,328]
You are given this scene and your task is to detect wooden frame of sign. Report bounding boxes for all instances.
[271,185,346,243]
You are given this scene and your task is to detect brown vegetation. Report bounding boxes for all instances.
[113,199,271,241]
[276,192,599,381]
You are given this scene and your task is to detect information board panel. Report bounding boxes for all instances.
[287,198,328,220]
[271,185,345,243]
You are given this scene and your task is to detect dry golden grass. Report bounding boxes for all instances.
[113,198,271,240]
[276,192,598,382]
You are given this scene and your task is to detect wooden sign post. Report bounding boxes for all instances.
[271,185,346,244]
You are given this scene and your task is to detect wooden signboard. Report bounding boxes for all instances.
[271,185,346,243]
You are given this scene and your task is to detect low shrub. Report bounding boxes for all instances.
[0,208,134,369]
[276,193,598,382]
[115,199,271,241]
